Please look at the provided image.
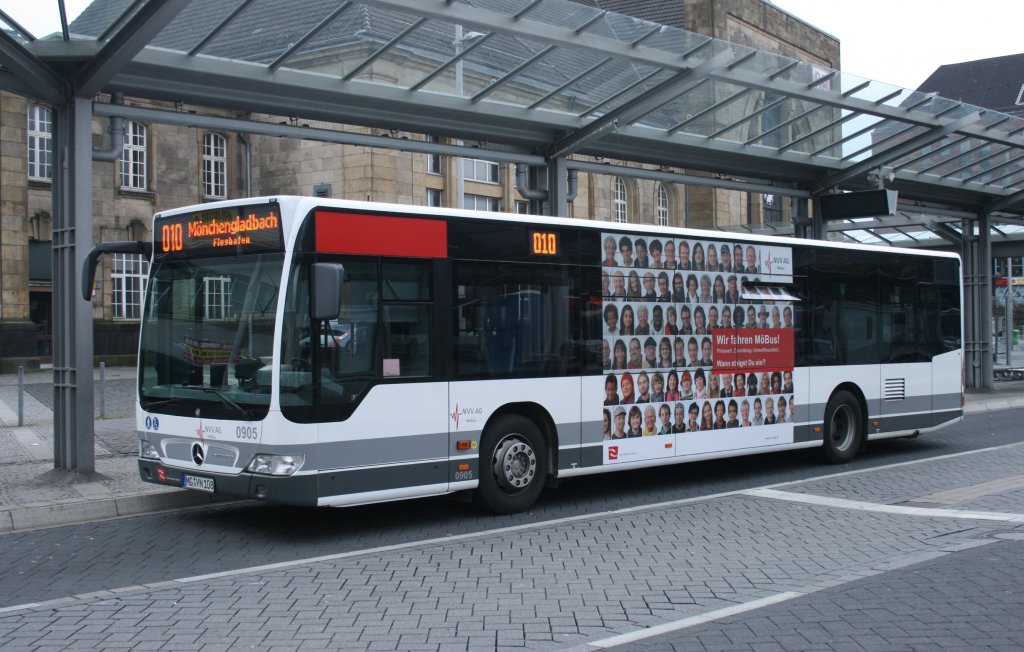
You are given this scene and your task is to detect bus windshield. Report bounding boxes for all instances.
[138,253,284,420]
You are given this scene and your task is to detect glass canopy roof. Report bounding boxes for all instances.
[4,0,1024,224]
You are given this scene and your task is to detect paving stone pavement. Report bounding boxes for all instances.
[0,485,1018,650]
[610,537,1024,652]
[785,441,1024,508]
[0,371,1022,649]
[0,367,225,531]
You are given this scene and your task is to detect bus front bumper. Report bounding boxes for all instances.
[138,459,318,506]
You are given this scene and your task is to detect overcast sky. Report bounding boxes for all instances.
[767,0,1019,90]
[2,0,1019,92]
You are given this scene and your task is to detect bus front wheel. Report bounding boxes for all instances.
[820,390,864,464]
[475,414,547,514]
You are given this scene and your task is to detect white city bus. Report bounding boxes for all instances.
[87,196,963,513]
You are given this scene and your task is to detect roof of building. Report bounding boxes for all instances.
[917,52,1024,116]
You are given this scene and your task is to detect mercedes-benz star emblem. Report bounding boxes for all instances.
[191,442,205,465]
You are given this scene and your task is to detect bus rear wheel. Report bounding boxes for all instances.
[474,414,547,514]
[820,390,864,464]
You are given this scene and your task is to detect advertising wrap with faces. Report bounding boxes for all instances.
[600,233,796,463]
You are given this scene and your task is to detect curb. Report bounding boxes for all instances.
[0,490,236,533]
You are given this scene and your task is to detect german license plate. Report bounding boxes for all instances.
[182,474,215,492]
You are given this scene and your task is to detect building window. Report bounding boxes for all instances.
[760,92,784,148]
[204,276,232,320]
[614,177,628,223]
[993,257,1007,277]
[656,184,669,226]
[27,105,53,182]
[515,200,529,214]
[463,194,500,212]
[462,158,499,183]
[762,193,782,224]
[111,254,149,320]
[426,135,441,174]
[426,188,442,207]
[120,121,148,191]
[203,133,227,199]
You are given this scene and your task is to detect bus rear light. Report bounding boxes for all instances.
[246,453,305,476]
[872,421,880,427]
[456,440,472,451]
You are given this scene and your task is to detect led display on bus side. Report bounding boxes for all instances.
[155,203,284,260]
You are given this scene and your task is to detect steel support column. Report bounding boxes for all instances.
[963,214,994,389]
[547,157,568,217]
[792,195,810,240]
[977,212,994,388]
[962,217,975,388]
[810,194,826,240]
[51,96,95,474]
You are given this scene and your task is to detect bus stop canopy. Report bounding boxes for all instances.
[3,0,1023,225]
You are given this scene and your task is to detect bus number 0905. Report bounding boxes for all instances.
[236,426,258,440]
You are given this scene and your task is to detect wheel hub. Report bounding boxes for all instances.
[492,435,537,492]
[830,405,854,452]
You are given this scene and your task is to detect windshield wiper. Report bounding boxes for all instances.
[195,386,256,421]
[141,395,193,411]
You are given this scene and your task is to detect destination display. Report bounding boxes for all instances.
[155,202,283,260]
[529,230,559,256]
[599,232,795,464]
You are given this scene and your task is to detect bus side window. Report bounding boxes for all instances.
[382,261,432,377]
[453,262,576,379]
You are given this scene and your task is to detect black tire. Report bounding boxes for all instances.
[820,389,864,464]
[474,414,548,514]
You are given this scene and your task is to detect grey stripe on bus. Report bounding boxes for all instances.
[318,460,447,498]
[144,397,963,476]
[581,420,603,445]
[932,392,964,411]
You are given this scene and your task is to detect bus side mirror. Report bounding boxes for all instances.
[311,262,345,321]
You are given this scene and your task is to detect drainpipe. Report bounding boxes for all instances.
[515,163,547,200]
[565,168,578,203]
[92,93,126,162]
[237,132,252,197]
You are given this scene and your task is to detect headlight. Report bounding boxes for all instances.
[140,440,160,460]
[246,453,305,476]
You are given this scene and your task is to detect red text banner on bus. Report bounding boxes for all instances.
[315,210,447,258]
[712,328,794,373]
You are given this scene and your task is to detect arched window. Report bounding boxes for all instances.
[614,176,628,223]
[203,133,227,199]
[120,121,148,190]
[656,184,669,226]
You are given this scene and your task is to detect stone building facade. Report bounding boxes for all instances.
[0,0,839,370]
